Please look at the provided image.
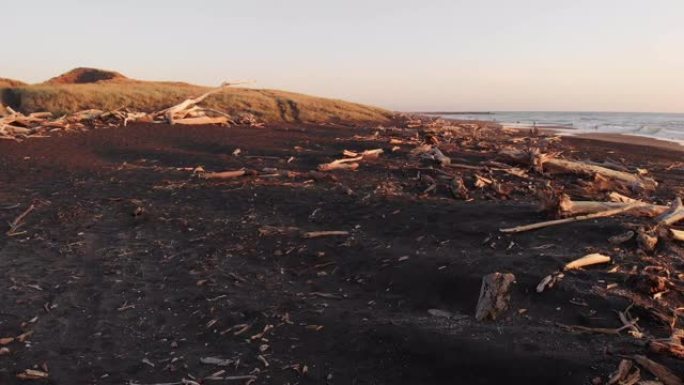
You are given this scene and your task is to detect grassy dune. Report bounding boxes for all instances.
[1,80,392,124]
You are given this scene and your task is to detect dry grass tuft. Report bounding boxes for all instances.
[0,78,27,88]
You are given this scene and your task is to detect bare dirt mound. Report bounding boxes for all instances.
[0,78,27,88]
[44,67,129,85]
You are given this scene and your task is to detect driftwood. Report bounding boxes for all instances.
[318,157,362,171]
[563,253,611,271]
[343,149,383,158]
[670,228,684,242]
[553,194,667,218]
[499,148,657,191]
[657,198,684,226]
[302,231,350,239]
[475,272,515,321]
[200,170,248,180]
[557,321,639,335]
[16,369,49,380]
[500,203,642,234]
[632,355,683,385]
[536,272,564,293]
[608,359,640,385]
[0,83,246,140]
[637,228,659,252]
[649,340,684,360]
[171,116,229,125]
[413,145,451,167]
[608,230,635,245]
[449,176,469,200]
[6,203,37,236]
[159,83,231,125]
[318,150,383,172]
[427,147,451,167]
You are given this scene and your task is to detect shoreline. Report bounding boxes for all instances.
[493,123,684,152]
[567,131,684,152]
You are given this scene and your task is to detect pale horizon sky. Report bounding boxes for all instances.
[4,0,684,113]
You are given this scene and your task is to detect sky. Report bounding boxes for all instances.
[3,0,684,112]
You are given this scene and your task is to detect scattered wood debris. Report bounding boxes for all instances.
[0,83,258,141]
[499,148,657,192]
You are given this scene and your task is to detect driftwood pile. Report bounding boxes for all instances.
[357,116,684,383]
[0,83,259,141]
[3,103,682,381]
[163,112,683,382]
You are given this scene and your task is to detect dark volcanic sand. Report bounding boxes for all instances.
[0,123,683,384]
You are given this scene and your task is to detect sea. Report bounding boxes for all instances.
[432,111,684,146]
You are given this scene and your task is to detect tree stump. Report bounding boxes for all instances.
[475,272,516,321]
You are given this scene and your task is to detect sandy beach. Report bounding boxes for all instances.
[1,119,682,384]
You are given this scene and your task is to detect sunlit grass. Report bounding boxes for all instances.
[1,82,392,124]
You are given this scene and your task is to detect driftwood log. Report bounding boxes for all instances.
[563,253,611,271]
[552,194,667,218]
[200,170,250,180]
[607,359,640,385]
[649,340,684,360]
[671,228,684,242]
[500,203,642,234]
[413,145,451,167]
[475,272,515,321]
[301,231,350,239]
[158,83,232,125]
[0,82,243,140]
[318,150,383,172]
[499,148,657,192]
[632,355,683,385]
[657,197,684,226]
[318,157,362,172]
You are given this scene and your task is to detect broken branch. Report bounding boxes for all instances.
[500,203,642,234]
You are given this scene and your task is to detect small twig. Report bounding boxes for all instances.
[302,231,349,239]
[127,379,200,385]
[6,203,37,236]
[557,321,638,335]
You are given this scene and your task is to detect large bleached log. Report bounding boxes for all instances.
[160,83,232,125]
[499,148,657,191]
[546,158,656,189]
[555,194,668,217]
[475,272,515,321]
